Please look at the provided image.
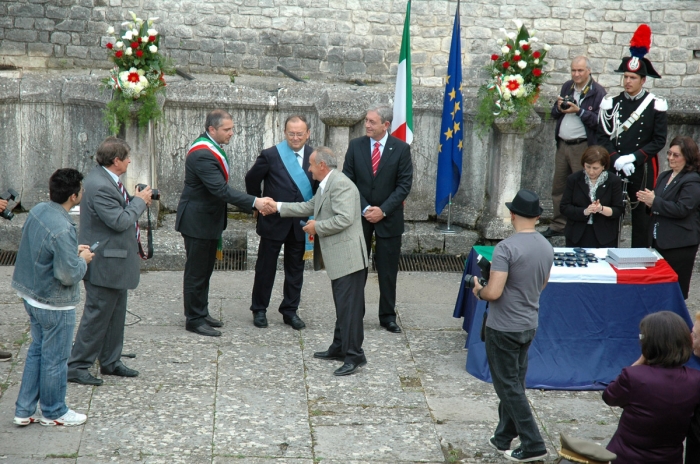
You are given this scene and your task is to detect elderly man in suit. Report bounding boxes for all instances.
[176,109,270,337]
[262,147,369,376]
[342,106,413,334]
[245,114,318,330]
[68,137,152,386]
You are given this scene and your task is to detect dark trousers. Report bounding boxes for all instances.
[565,224,617,248]
[362,220,401,324]
[250,229,305,316]
[627,162,654,248]
[328,268,367,365]
[654,242,699,300]
[68,281,128,375]
[485,326,545,453]
[182,234,218,327]
[551,140,586,232]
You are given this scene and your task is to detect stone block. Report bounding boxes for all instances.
[27,43,54,57]
[562,31,584,45]
[200,39,224,53]
[654,75,681,88]
[0,41,27,56]
[173,25,193,39]
[551,7,569,19]
[533,18,560,30]
[668,48,691,62]
[34,18,56,31]
[14,18,35,30]
[65,45,88,58]
[55,20,87,32]
[343,61,366,75]
[70,5,91,20]
[5,29,38,43]
[8,3,45,17]
[664,62,686,75]
[682,75,700,88]
[189,51,209,65]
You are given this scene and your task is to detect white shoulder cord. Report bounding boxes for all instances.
[599,101,621,140]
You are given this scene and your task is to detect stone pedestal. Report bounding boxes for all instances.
[479,109,541,239]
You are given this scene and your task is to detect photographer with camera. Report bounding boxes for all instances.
[68,137,152,386]
[471,190,554,462]
[543,56,606,238]
[0,190,17,361]
[0,188,19,220]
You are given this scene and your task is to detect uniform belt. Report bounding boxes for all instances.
[563,138,587,145]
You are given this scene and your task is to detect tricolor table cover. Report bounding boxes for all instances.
[453,247,691,390]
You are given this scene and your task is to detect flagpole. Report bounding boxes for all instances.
[436,193,462,234]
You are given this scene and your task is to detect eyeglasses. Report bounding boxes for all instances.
[667,150,683,158]
[286,132,307,139]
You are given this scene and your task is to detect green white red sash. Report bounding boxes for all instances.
[188,136,230,181]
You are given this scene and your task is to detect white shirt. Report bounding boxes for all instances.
[278,169,333,214]
[17,292,75,311]
[369,131,389,158]
[103,166,120,185]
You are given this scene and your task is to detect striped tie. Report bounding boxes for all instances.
[371,141,381,176]
[118,181,146,259]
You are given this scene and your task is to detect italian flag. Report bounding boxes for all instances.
[391,1,413,145]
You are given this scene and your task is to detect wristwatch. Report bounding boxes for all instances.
[476,288,483,300]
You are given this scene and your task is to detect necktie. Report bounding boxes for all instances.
[371,141,381,176]
[297,153,303,167]
[118,181,146,259]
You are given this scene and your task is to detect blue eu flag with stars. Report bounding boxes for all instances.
[435,6,463,215]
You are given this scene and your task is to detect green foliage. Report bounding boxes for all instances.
[103,84,165,135]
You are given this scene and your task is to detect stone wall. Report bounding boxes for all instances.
[1,1,700,94]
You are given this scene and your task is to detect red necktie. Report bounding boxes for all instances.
[371,141,381,176]
[118,181,146,259]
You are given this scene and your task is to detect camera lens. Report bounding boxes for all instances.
[151,189,160,201]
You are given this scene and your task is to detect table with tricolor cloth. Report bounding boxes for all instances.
[453,246,692,390]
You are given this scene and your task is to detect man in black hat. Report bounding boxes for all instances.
[471,189,554,462]
[597,24,667,248]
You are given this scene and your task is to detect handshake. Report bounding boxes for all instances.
[254,197,278,216]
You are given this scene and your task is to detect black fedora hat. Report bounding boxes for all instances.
[505,189,543,218]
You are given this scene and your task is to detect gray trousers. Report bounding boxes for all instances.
[550,140,586,232]
[68,281,127,375]
[485,326,545,453]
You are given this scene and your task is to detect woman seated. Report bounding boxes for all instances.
[637,136,700,300]
[560,146,623,248]
[603,311,700,463]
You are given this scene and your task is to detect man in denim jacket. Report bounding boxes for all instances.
[11,169,94,427]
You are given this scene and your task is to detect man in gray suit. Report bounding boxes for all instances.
[68,137,153,386]
[262,147,369,376]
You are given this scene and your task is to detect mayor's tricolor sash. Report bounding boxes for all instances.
[188,136,230,181]
[276,140,314,260]
[187,135,231,259]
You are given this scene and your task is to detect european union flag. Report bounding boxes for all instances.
[435,6,463,215]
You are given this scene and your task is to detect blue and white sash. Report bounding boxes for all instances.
[277,141,314,260]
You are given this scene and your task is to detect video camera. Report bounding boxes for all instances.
[0,188,19,220]
[464,254,491,289]
[136,184,160,201]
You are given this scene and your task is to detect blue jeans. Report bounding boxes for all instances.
[15,301,75,420]
[485,326,545,452]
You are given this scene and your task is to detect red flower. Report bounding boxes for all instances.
[106,42,113,49]
[136,50,143,58]
[506,79,520,92]
[149,35,156,42]
[138,37,142,43]
[131,41,139,49]
[521,44,530,51]
[513,53,521,61]
[506,44,512,49]
[533,51,541,59]
[115,50,123,58]
[127,71,140,83]
[491,54,499,61]
[502,61,510,69]
[533,68,542,77]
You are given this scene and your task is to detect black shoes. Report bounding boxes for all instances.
[253,311,268,328]
[334,360,367,376]
[313,350,344,361]
[504,448,548,462]
[68,371,103,386]
[205,315,223,328]
[488,436,509,452]
[541,227,563,238]
[186,323,222,337]
[381,321,402,333]
[283,314,306,330]
[101,364,139,377]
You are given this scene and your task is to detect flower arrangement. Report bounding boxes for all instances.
[475,20,550,135]
[102,11,172,134]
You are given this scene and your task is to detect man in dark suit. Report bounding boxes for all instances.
[342,106,413,334]
[245,115,319,330]
[176,109,269,337]
[68,137,153,386]
[262,147,369,376]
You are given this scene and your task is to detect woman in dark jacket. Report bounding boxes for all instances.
[637,136,700,300]
[603,311,700,463]
[560,146,623,247]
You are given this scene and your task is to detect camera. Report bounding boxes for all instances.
[0,188,19,220]
[136,184,160,201]
[560,95,575,110]
[464,254,491,289]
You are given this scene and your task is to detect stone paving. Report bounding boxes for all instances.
[1,266,698,463]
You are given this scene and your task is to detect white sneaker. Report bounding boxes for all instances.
[13,411,42,426]
[40,409,87,426]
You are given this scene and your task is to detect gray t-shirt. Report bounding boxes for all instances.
[486,231,554,332]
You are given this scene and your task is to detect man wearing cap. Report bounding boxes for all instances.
[543,56,606,238]
[471,189,554,462]
[597,24,667,248]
